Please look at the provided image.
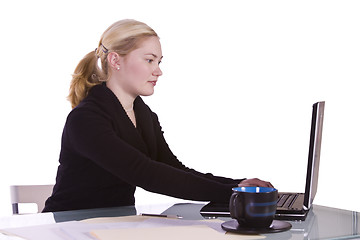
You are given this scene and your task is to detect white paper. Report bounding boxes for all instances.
[3,221,82,240]
[0,212,55,229]
[2,215,230,240]
[140,218,226,233]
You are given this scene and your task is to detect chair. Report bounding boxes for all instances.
[10,184,54,214]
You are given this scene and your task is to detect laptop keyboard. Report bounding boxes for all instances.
[277,193,299,208]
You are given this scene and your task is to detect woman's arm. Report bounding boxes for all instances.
[64,107,235,203]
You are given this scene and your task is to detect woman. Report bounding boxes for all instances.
[43,19,273,212]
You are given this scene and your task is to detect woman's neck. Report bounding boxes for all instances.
[106,81,135,111]
[122,101,134,112]
[106,81,137,127]
[116,93,135,113]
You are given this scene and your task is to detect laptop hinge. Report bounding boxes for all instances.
[303,205,310,211]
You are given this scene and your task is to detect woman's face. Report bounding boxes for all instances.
[115,36,163,98]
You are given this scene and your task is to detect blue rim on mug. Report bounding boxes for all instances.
[232,186,278,193]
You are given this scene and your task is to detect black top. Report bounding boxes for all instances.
[43,84,242,212]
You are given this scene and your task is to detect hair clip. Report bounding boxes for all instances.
[101,44,109,54]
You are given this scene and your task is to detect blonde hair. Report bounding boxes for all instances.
[68,19,158,108]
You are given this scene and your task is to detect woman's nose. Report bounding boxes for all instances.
[154,65,163,76]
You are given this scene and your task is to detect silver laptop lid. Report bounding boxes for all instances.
[304,101,325,210]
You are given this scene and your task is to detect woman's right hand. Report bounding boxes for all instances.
[238,178,274,188]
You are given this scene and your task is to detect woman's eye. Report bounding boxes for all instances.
[147,59,154,63]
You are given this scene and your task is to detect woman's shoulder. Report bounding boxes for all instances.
[71,84,119,114]
[66,90,115,125]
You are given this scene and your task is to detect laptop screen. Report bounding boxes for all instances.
[199,101,326,220]
[304,101,325,210]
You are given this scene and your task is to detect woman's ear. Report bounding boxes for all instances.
[107,52,121,71]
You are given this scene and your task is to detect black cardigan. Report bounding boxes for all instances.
[43,84,241,212]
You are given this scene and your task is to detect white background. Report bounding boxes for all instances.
[0,0,359,216]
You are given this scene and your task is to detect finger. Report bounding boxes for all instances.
[259,181,274,188]
[238,179,274,188]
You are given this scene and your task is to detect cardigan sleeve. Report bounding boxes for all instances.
[150,112,245,185]
[64,106,236,203]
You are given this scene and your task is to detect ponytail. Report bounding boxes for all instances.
[67,51,105,109]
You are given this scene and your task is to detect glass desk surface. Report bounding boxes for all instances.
[49,203,360,240]
[162,203,360,240]
[1,203,359,240]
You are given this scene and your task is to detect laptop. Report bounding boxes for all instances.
[200,101,325,221]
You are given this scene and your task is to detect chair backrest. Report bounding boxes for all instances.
[10,184,54,214]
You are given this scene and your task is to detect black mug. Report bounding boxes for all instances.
[229,186,278,228]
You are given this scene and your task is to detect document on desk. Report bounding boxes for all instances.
[2,219,144,240]
[2,216,264,240]
[2,221,83,240]
[87,217,264,240]
[91,224,264,240]
[60,217,227,240]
